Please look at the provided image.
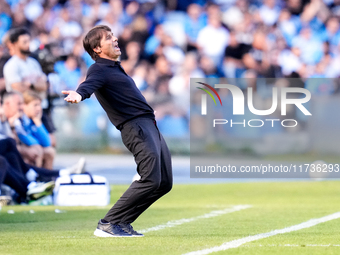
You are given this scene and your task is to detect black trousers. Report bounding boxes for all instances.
[0,138,59,182]
[0,155,29,198]
[103,118,173,224]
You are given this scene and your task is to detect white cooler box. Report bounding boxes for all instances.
[53,174,110,206]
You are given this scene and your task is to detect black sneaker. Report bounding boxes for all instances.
[94,220,132,237]
[118,223,144,237]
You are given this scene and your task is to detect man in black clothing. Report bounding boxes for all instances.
[62,25,173,237]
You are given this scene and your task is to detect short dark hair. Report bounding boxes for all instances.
[9,27,30,44]
[83,25,111,61]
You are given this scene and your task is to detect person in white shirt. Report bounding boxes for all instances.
[259,0,280,26]
[3,28,47,94]
[197,5,229,66]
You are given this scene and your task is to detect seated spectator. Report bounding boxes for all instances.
[130,15,149,45]
[64,0,90,24]
[0,151,86,204]
[54,54,82,90]
[161,34,185,68]
[1,91,52,169]
[72,39,94,69]
[0,156,55,204]
[200,55,224,78]
[278,46,302,76]
[277,8,301,47]
[52,8,82,54]
[258,0,280,26]
[184,3,207,51]
[196,5,229,66]
[86,0,110,24]
[320,16,340,47]
[154,55,173,78]
[151,76,173,107]
[291,26,324,65]
[121,41,142,75]
[131,61,148,91]
[0,136,85,183]
[21,91,56,169]
[144,24,165,57]
[222,0,247,29]
[223,30,251,78]
[108,0,132,26]
[96,11,123,38]
[0,0,12,41]
[242,29,281,78]
[0,94,85,204]
[169,70,191,111]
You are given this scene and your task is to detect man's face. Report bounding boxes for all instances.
[3,94,24,119]
[14,34,31,55]
[97,31,121,60]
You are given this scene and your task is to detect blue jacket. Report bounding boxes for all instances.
[14,115,51,147]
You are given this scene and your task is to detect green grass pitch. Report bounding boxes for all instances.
[1,181,340,255]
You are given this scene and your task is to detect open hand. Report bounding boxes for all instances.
[62,90,82,104]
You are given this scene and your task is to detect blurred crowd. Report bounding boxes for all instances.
[1,0,340,140]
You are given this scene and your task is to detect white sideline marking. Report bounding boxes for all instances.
[243,244,340,247]
[139,205,252,234]
[183,212,340,255]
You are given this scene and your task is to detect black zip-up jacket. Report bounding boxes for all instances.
[76,57,155,130]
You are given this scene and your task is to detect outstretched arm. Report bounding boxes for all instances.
[62,90,82,104]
